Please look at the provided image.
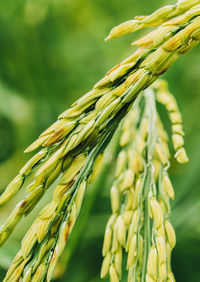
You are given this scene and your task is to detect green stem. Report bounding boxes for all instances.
[141,89,157,282]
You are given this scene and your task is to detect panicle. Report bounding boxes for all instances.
[154,79,189,163]
[106,0,200,40]
[3,131,108,281]
[102,79,187,281]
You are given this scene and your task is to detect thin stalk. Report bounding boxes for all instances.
[141,89,157,282]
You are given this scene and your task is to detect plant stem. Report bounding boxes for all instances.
[141,89,157,282]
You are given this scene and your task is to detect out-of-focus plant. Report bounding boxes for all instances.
[0,0,200,281]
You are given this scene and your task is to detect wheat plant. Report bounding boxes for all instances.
[0,0,199,281]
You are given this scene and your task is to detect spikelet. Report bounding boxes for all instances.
[88,153,104,183]
[162,174,175,200]
[101,252,112,278]
[102,227,112,257]
[151,199,164,228]
[165,220,176,250]
[110,185,120,214]
[127,234,137,267]
[147,246,158,280]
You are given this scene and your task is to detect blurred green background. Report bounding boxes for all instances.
[0,0,200,281]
